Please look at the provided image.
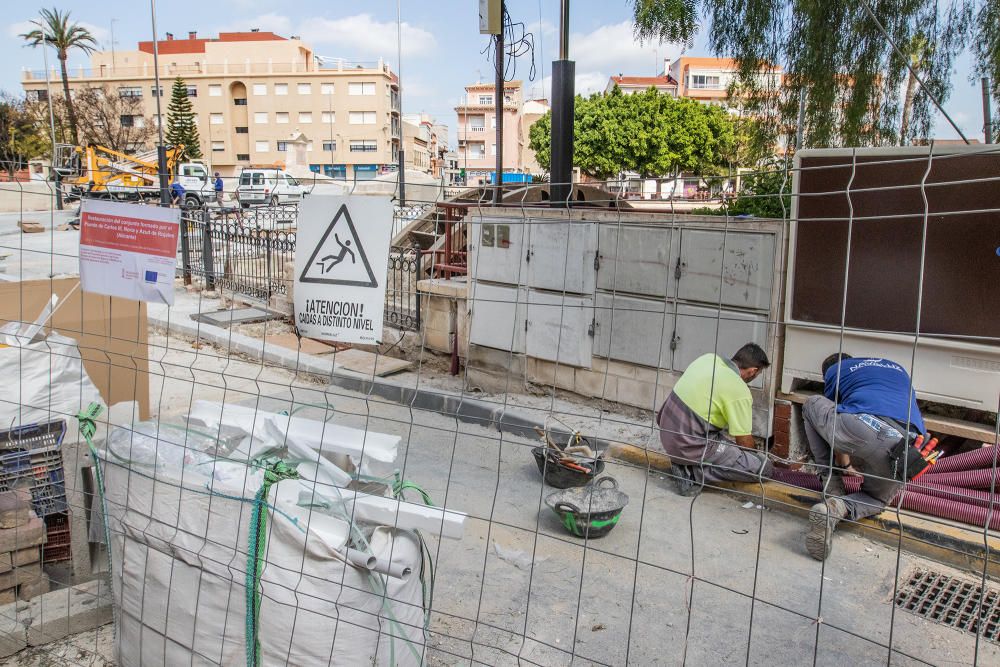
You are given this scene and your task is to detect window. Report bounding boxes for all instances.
[298,112,312,123]
[689,74,722,89]
[119,86,142,98]
[322,140,336,151]
[306,141,313,152]
[234,98,247,106]
[349,111,376,125]
[297,83,311,95]
[153,115,163,128]
[276,141,288,151]
[254,112,268,124]
[349,140,377,152]
[468,115,485,132]
[490,144,496,155]
[274,83,288,96]
[236,153,250,161]
[235,126,248,134]
[212,141,225,152]
[321,111,334,124]
[320,83,334,95]
[119,114,144,128]
[210,113,224,125]
[478,95,492,105]
[255,141,270,152]
[252,83,267,96]
[209,84,222,97]
[275,112,289,124]
[491,116,496,128]
[150,86,163,97]
[186,85,198,97]
[348,82,376,96]
[26,90,48,102]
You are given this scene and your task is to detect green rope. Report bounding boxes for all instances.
[245,460,298,667]
[76,403,114,577]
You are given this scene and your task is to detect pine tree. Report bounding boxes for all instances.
[165,77,202,160]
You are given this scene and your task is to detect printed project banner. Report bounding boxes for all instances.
[294,195,393,345]
[79,199,180,305]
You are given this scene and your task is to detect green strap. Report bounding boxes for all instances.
[76,403,114,577]
[245,460,298,667]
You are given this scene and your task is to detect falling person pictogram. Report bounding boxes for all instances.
[316,234,355,273]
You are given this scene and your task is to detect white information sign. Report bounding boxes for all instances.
[78,199,180,305]
[294,195,393,344]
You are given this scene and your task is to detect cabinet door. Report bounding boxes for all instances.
[593,292,674,369]
[672,304,768,388]
[469,283,527,353]
[677,229,775,311]
[525,290,593,368]
[469,216,527,285]
[526,218,597,294]
[597,224,675,298]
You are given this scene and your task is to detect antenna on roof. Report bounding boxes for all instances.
[251,28,260,33]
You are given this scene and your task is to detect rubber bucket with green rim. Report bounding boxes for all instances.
[545,476,629,539]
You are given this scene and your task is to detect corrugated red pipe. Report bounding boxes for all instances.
[893,491,1000,532]
[922,446,999,475]
[903,481,998,509]
[920,468,999,489]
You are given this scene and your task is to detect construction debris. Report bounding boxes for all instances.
[0,492,48,604]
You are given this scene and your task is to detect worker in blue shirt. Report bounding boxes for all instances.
[214,172,224,205]
[801,353,926,560]
[169,179,185,206]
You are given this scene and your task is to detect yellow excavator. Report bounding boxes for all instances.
[53,143,214,205]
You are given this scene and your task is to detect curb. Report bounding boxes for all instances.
[149,310,1000,577]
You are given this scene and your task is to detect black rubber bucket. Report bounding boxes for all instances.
[532,446,605,488]
[545,477,630,538]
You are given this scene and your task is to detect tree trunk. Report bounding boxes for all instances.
[58,54,79,146]
[899,70,917,146]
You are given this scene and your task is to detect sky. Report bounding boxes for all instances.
[4,0,989,146]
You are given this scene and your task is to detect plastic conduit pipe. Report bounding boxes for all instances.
[919,468,1000,489]
[921,446,1000,475]
[894,491,1000,532]
[902,481,998,509]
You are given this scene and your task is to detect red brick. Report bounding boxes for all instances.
[774,401,792,419]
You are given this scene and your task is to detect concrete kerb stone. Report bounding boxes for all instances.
[0,580,112,657]
[147,310,1000,581]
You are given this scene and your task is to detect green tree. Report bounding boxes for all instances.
[631,0,981,147]
[166,78,202,160]
[899,33,934,144]
[0,94,48,179]
[689,160,792,218]
[20,8,98,146]
[528,86,737,179]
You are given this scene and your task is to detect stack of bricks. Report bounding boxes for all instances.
[0,490,49,604]
[771,400,793,466]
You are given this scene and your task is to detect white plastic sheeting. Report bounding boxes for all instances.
[97,406,463,666]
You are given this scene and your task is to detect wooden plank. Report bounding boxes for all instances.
[778,390,997,442]
[265,333,346,356]
[332,349,412,377]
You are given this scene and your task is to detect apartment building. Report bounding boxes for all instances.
[519,98,549,174]
[402,113,450,179]
[21,30,400,180]
[455,81,524,184]
[605,57,783,104]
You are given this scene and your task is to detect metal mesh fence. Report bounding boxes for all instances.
[0,143,997,667]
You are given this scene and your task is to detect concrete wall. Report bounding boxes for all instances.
[0,182,60,212]
[417,279,468,357]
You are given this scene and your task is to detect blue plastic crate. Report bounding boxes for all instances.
[0,420,68,517]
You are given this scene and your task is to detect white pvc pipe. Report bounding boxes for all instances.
[345,548,376,570]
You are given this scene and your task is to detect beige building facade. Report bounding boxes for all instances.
[455,81,525,184]
[21,31,400,180]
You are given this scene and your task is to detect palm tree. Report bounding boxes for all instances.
[899,33,934,145]
[21,8,98,146]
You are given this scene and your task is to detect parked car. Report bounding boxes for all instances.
[235,168,308,207]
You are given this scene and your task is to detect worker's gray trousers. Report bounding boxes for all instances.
[802,396,902,520]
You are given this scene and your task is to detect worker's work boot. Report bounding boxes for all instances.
[806,497,848,561]
[672,464,702,497]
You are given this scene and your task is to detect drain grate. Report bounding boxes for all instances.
[895,569,1000,642]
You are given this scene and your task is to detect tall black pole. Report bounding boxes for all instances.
[493,0,505,204]
[150,0,169,206]
[983,78,994,144]
[550,0,574,207]
[397,0,406,206]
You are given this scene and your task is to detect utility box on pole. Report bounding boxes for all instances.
[479,0,502,34]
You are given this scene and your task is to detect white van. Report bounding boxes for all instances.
[235,168,308,207]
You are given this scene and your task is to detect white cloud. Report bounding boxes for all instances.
[299,14,436,59]
[8,18,108,44]
[571,21,683,77]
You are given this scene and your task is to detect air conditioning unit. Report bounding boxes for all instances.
[781,145,1000,412]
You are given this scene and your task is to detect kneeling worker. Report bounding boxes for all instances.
[803,353,926,561]
[657,343,773,496]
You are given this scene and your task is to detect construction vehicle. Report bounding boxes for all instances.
[52,143,214,207]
